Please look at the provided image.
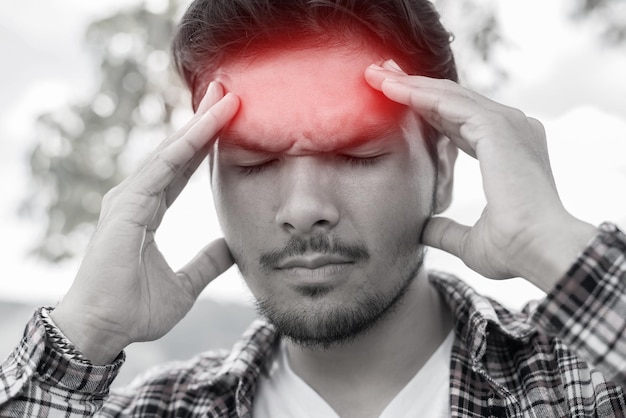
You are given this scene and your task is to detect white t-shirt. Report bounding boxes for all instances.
[253,331,454,417]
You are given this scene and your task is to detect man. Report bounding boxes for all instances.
[1,0,624,416]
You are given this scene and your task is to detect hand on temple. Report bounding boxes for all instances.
[50,82,240,365]
[365,61,597,291]
[47,59,600,366]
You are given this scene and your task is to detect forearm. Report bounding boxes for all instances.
[531,223,626,385]
[0,308,124,417]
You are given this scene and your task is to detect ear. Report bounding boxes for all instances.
[434,137,457,214]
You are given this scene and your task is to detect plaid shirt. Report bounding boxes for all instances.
[1,223,625,417]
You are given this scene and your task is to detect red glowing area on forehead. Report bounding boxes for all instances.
[214,43,406,153]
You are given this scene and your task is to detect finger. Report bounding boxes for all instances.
[366,64,494,107]
[365,67,477,158]
[98,84,232,224]
[379,79,451,127]
[382,59,406,74]
[364,63,420,92]
[149,81,225,158]
[164,141,210,207]
[196,80,225,115]
[111,93,238,231]
[129,84,229,207]
[421,216,470,259]
[177,238,235,298]
[115,83,222,199]
[380,79,478,158]
[364,64,392,91]
[133,93,240,197]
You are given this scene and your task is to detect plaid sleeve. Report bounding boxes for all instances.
[0,308,124,417]
[531,222,626,387]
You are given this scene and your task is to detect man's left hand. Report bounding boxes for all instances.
[365,61,597,291]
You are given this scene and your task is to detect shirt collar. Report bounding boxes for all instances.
[429,272,538,363]
[189,319,279,391]
[188,273,539,388]
[187,272,538,415]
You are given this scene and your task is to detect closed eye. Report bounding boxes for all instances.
[341,154,386,167]
[238,159,278,176]
[236,154,386,175]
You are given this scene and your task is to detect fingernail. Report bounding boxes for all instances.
[206,81,217,97]
[385,59,404,73]
[198,82,215,106]
[368,63,385,71]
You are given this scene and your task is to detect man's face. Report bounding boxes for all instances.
[210,40,453,347]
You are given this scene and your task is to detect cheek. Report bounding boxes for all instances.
[373,162,436,244]
[343,162,433,241]
[368,178,428,235]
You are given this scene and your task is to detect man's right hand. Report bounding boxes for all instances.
[50,82,240,365]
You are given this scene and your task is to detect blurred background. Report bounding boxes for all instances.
[1,0,625,387]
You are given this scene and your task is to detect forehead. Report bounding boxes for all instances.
[214,42,406,152]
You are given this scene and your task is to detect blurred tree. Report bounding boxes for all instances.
[570,0,626,44]
[436,0,508,93]
[20,0,624,262]
[21,0,189,261]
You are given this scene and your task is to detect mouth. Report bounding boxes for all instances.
[277,254,354,270]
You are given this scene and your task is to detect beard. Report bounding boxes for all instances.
[254,245,425,350]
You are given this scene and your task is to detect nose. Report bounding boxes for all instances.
[275,158,340,234]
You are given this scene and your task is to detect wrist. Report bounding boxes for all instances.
[49,305,129,365]
[517,214,597,292]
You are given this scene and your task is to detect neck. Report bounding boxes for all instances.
[285,270,453,418]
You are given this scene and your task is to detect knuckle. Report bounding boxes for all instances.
[527,117,546,135]
[492,107,524,129]
[437,78,458,89]
[424,95,444,125]
[203,108,221,127]
[505,107,527,120]
[155,152,180,175]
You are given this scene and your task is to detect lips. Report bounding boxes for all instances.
[277,254,354,270]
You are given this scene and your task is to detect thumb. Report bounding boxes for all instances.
[422,216,470,259]
[177,238,235,298]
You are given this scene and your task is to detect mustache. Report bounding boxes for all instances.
[259,235,370,269]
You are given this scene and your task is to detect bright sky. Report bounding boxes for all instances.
[0,0,625,309]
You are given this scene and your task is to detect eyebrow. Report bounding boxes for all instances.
[219,119,403,153]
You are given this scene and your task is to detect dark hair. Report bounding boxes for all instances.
[172,0,457,101]
[171,0,457,156]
